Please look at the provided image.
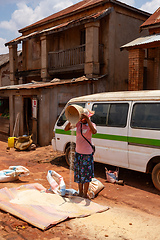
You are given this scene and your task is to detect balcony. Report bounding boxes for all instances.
[48,44,103,74]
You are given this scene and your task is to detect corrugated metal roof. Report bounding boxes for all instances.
[41,8,111,33]
[0,76,91,91]
[5,9,111,46]
[19,0,150,33]
[19,0,103,32]
[120,34,160,50]
[141,7,160,30]
[5,31,40,46]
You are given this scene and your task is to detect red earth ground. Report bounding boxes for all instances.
[0,138,160,240]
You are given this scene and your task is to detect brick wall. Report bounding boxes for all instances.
[128,49,145,90]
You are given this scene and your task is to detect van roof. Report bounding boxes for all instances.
[69,90,160,103]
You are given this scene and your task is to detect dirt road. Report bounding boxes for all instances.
[0,140,160,240]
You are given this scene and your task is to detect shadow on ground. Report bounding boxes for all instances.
[50,154,69,168]
[94,161,160,195]
[51,155,160,196]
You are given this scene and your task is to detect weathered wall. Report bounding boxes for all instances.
[38,81,93,146]
[25,38,41,70]
[0,63,10,87]
[107,9,148,92]
[147,48,160,90]
[100,16,109,77]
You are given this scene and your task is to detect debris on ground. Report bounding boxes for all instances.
[0,166,29,182]
[105,167,124,185]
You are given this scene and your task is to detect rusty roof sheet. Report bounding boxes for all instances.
[141,7,160,29]
[5,31,40,46]
[41,8,110,33]
[120,33,160,50]
[19,0,105,32]
[19,0,150,33]
[5,8,111,46]
[0,76,93,91]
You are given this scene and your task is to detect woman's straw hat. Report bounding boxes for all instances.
[83,108,95,118]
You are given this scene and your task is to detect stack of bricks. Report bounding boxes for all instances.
[128,49,145,91]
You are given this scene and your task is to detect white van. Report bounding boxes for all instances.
[52,90,160,191]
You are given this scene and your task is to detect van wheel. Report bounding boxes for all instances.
[152,163,160,191]
[65,146,75,168]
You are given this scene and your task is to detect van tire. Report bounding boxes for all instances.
[152,163,160,191]
[65,146,75,168]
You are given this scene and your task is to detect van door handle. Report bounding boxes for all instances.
[57,138,60,140]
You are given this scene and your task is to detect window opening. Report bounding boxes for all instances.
[131,103,160,130]
[91,103,129,128]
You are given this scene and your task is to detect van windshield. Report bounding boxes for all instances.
[57,102,85,126]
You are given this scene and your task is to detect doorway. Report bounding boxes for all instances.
[23,98,32,135]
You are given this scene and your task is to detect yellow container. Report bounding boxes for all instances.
[8,137,16,148]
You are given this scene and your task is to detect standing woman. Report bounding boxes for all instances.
[65,108,97,198]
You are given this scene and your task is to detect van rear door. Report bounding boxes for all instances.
[128,101,160,172]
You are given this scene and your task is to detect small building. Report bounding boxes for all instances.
[121,7,160,91]
[0,76,95,146]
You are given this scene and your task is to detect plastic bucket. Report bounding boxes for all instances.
[8,137,16,148]
[65,104,84,125]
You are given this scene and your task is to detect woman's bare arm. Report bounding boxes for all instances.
[64,121,71,131]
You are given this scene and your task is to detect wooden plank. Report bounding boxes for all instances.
[0,118,9,135]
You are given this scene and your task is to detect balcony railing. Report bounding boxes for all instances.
[48,44,85,71]
[48,44,103,73]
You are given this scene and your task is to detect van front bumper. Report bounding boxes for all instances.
[51,138,56,152]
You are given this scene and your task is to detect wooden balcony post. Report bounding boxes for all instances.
[40,35,49,81]
[9,44,18,85]
[84,21,100,78]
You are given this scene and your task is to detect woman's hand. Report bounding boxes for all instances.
[81,114,97,134]
[64,121,71,131]
[80,113,89,121]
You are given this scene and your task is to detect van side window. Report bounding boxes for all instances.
[91,103,109,126]
[131,103,160,130]
[91,103,128,127]
[108,103,129,127]
[57,112,66,126]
